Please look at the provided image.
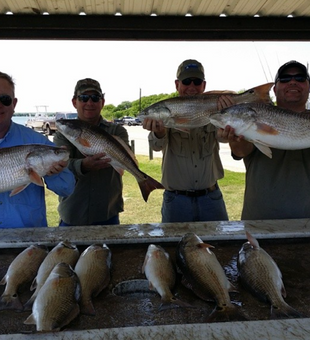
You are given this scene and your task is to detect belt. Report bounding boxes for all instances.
[170,184,217,197]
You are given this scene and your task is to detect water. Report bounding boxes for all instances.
[12,116,29,126]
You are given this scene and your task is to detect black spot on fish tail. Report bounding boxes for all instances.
[138,174,164,202]
[271,303,307,319]
[0,294,24,312]
[206,303,247,323]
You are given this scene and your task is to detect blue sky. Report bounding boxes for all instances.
[2,40,310,112]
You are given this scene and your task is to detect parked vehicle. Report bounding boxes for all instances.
[25,113,56,134]
[25,112,77,135]
[121,116,141,126]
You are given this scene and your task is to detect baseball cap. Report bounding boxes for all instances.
[275,61,310,82]
[74,78,103,96]
[176,59,205,81]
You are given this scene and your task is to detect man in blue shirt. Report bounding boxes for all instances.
[0,71,75,228]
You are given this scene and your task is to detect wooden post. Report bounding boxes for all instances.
[131,140,135,154]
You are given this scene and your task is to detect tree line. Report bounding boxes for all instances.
[101,92,178,121]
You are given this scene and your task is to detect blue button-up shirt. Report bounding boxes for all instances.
[0,122,75,228]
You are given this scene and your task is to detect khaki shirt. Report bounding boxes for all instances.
[149,124,224,191]
[54,118,129,225]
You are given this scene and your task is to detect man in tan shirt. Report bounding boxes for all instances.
[143,59,233,223]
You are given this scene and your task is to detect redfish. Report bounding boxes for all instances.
[138,83,273,131]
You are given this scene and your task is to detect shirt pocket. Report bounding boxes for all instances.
[169,130,190,157]
[201,125,217,158]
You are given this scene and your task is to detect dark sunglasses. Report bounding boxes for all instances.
[0,95,13,106]
[181,78,204,86]
[77,94,102,103]
[277,74,309,83]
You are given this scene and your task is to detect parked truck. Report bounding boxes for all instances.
[25,112,77,135]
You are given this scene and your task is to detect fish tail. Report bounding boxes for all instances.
[271,302,306,319]
[138,175,164,202]
[251,82,274,104]
[207,304,246,323]
[0,294,24,312]
[80,299,96,316]
[170,297,195,309]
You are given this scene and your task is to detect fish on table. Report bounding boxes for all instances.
[142,244,192,308]
[74,244,112,315]
[138,82,274,131]
[0,144,69,196]
[176,233,241,322]
[0,244,48,311]
[210,102,310,158]
[24,262,81,332]
[24,241,80,310]
[55,119,164,202]
[237,231,305,319]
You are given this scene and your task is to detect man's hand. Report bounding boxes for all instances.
[81,153,112,173]
[217,125,243,143]
[46,160,68,176]
[217,94,236,110]
[142,117,166,139]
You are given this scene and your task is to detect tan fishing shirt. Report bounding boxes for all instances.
[149,124,224,191]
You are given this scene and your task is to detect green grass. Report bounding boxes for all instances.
[45,155,245,226]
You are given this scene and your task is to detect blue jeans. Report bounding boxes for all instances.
[161,187,228,223]
[59,215,120,226]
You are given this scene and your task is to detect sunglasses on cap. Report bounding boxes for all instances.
[0,95,13,106]
[77,94,103,103]
[181,78,204,86]
[276,74,309,83]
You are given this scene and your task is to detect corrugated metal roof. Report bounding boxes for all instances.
[1,0,310,16]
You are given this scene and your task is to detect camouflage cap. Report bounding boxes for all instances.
[74,78,103,96]
[176,59,205,81]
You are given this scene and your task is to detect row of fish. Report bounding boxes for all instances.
[143,232,305,322]
[139,82,310,158]
[0,241,111,331]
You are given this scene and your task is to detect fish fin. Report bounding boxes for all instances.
[271,302,306,319]
[254,143,272,158]
[256,122,279,135]
[138,173,164,202]
[30,277,37,291]
[207,303,247,323]
[245,231,260,249]
[28,169,44,186]
[0,294,24,311]
[23,292,37,311]
[78,137,91,147]
[9,184,30,196]
[170,297,195,309]
[112,135,139,166]
[23,313,36,325]
[142,255,149,273]
[281,284,287,298]
[245,82,274,105]
[175,127,190,134]
[112,166,125,176]
[0,276,6,285]
[197,243,215,249]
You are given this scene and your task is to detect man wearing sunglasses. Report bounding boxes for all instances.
[0,71,75,228]
[219,60,310,220]
[54,78,129,226]
[143,59,234,223]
